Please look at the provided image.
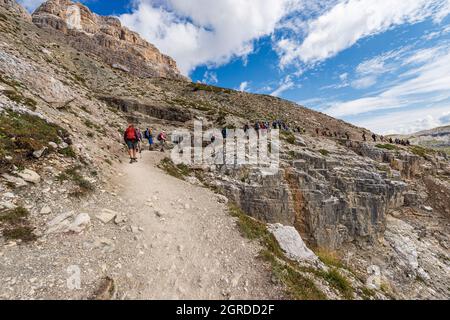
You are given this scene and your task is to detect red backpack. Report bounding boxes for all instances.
[125,127,136,140]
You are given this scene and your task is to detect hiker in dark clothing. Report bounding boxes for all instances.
[389,137,393,144]
[124,123,139,163]
[362,133,366,141]
[254,122,260,138]
[372,134,377,142]
[144,127,154,151]
[244,124,249,133]
[221,128,227,139]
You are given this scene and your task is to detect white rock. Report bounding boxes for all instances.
[268,223,318,262]
[46,211,74,234]
[48,142,58,149]
[58,142,69,149]
[385,216,419,272]
[2,173,28,187]
[16,169,41,184]
[95,209,117,224]
[3,192,15,199]
[32,147,47,159]
[422,206,433,212]
[40,206,52,215]
[68,213,91,233]
[0,201,17,210]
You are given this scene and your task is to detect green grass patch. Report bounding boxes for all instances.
[409,145,435,158]
[261,250,327,300]
[0,110,71,172]
[361,287,376,300]
[158,157,192,180]
[318,268,353,300]
[2,89,37,110]
[58,146,76,158]
[281,131,296,145]
[375,144,398,151]
[228,204,326,300]
[57,166,94,197]
[315,247,345,269]
[318,149,330,157]
[0,207,37,243]
[190,82,234,94]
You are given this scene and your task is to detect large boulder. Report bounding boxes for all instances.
[268,223,318,262]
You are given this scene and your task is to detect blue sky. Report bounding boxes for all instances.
[20,0,450,134]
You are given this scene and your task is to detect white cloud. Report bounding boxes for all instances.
[356,105,450,134]
[339,73,348,81]
[277,0,450,68]
[17,0,45,11]
[238,81,249,92]
[120,0,297,75]
[351,76,377,89]
[271,75,294,96]
[202,71,218,84]
[326,44,450,118]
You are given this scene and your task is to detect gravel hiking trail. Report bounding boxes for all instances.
[116,151,284,299]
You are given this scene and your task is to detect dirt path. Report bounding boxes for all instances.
[116,151,284,300]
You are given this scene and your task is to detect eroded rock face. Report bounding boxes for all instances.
[32,0,185,80]
[0,0,31,20]
[216,146,406,250]
[100,96,193,123]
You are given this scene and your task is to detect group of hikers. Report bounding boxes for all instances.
[123,123,167,163]
[124,119,413,163]
[362,132,411,145]
[315,128,351,140]
[220,120,304,139]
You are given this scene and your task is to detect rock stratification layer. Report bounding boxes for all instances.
[31,0,185,80]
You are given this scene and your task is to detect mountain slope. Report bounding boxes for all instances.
[397,125,450,155]
[1,0,449,300]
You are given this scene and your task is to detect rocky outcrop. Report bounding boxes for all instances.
[215,145,407,250]
[0,0,31,20]
[100,96,193,123]
[31,0,185,80]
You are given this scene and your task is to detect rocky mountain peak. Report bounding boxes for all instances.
[31,0,186,80]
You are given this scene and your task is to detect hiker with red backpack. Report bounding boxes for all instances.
[124,123,139,163]
[157,130,167,152]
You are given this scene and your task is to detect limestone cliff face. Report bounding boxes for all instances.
[31,0,186,80]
